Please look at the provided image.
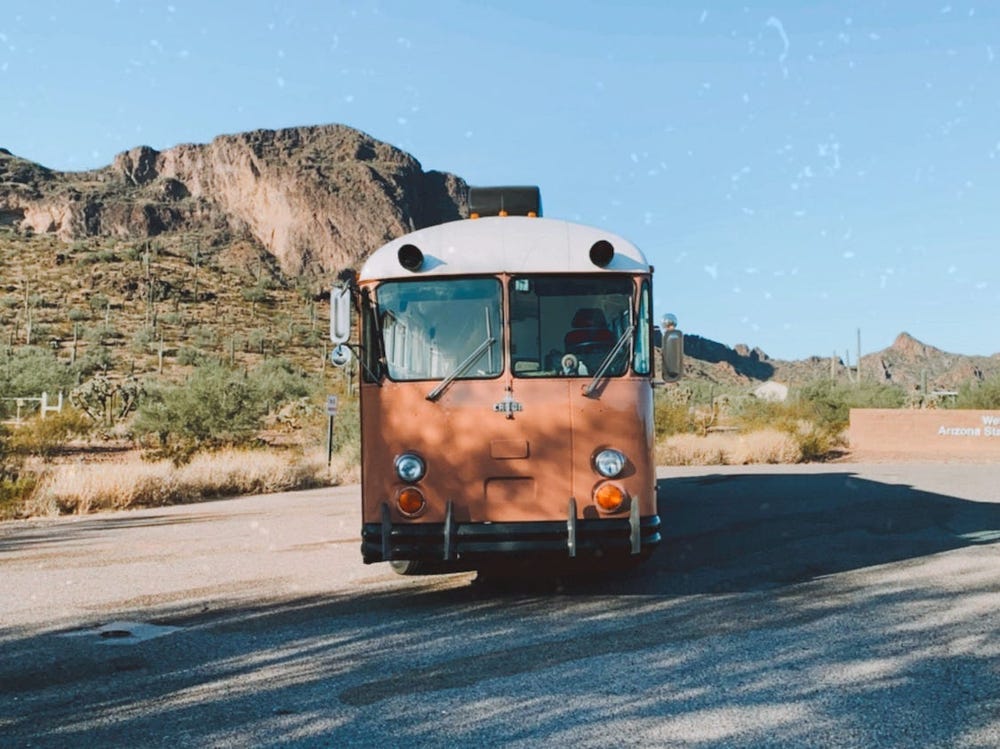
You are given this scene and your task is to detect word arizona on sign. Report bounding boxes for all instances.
[850,409,1000,457]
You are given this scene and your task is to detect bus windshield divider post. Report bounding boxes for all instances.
[567,498,577,558]
[629,497,641,555]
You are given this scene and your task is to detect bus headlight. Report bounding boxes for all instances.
[394,453,426,483]
[593,448,626,478]
[594,482,627,513]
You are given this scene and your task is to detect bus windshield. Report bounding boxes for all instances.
[376,278,503,382]
[509,276,635,378]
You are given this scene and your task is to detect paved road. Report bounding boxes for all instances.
[1,463,999,748]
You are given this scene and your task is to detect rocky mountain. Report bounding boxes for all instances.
[2,124,996,394]
[0,124,467,277]
[859,332,1000,391]
[682,331,1000,392]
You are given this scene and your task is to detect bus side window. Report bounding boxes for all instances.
[634,281,651,375]
[361,289,383,382]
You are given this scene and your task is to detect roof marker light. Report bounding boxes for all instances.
[589,240,614,268]
[398,244,424,272]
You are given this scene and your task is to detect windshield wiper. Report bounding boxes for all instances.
[426,336,496,401]
[584,323,634,397]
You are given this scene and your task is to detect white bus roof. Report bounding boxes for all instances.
[359,216,649,281]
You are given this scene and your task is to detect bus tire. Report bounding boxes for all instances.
[389,560,427,575]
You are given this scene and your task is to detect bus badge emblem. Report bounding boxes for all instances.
[493,394,523,418]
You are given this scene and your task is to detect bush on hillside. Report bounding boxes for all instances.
[955,375,1000,409]
[133,361,267,462]
[796,380,906,431]
[0,347,75,408]
[5,408,92,458]
[0,423,36,520]
[250,357,316,412]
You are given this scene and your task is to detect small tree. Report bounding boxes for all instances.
[133,361,266,461]
[0,346,75,403]
[956,376,1000,409]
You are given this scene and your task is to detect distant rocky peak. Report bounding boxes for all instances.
[889,332,940,358]
[0,124,468,277]
[113,145,160,186]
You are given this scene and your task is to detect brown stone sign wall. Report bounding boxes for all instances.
[849,408,1000,458]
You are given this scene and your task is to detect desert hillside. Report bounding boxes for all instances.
[1,124,996,395]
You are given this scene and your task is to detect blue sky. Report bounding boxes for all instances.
[2,1,998,360]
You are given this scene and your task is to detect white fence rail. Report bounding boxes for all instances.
[1,391,64,424]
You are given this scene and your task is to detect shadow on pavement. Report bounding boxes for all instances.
[2,469,999,746]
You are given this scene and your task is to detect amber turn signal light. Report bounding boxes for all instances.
[594,482,626,513]
[397,487,426,516]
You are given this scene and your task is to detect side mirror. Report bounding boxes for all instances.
[330,344,353,368]
[660,314,683,382]
[330,286,351,344]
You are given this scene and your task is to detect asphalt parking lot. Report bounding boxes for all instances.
[1,462,998,748]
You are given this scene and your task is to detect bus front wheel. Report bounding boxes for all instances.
[390,560,470,575]
[389,560,427,575]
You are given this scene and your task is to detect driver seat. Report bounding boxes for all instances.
[564,308,615,360]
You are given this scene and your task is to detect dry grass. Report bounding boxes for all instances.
[24,446,351,516]
[656,428,802,466]
[8,423,828,518]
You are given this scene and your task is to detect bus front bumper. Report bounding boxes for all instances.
[360,499,661,564]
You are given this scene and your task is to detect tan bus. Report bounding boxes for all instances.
[330,187,682,575]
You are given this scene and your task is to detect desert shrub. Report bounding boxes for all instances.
[654,401,691,437]
[794,421,845,462]
[190,325,218,349]
[0,347,75,405]
[0,423,34,519]
[729,390,852,462]
[955,375,1000,409]
[247,329,267,352]
[241,285,271,306]
[175,346,206,366]
[330,391,360,457]
[733,397,790,432]
[796,380,906,432]
[87,293,109,316]
[5,408,92,457]
[131,326,156,353]
[250,357,316,411]
[72,346,115,376]
[654,386,697,437]
[0,473,37,520]
[133,361,267,460]
[83,324,120,345]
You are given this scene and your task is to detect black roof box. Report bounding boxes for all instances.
[468,185,542,218]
